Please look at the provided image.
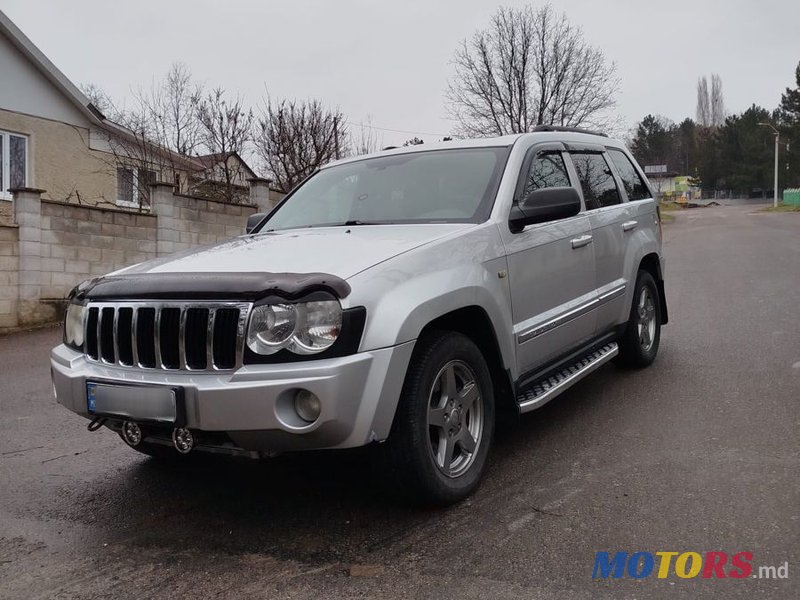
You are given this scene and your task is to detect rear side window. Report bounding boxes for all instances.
[569,153,621,210]
[608,149,650,201]
[523,152,571,198]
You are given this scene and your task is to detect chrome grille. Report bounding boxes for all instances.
[84,301,251,371]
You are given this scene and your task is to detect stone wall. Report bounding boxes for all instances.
[0,180,280,331]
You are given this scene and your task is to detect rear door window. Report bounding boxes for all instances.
[569,153,621,210]
[608,149,650,201]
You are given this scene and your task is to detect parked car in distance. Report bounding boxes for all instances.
[52,126,667,505]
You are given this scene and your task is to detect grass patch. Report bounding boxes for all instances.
[759,203,800,212]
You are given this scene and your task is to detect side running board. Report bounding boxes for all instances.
[517,343,618,413]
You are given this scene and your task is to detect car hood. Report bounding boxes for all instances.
[116,224,470,280]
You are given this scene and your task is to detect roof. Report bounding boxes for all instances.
[325,130,624,169]
[195,151,257,178]
[326,134,524,168]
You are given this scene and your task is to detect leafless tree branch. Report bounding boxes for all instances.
[445,4,619,137]
[255,98,348,192]
[196,88,254,203]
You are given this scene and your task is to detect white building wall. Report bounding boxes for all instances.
[0,31,89,127]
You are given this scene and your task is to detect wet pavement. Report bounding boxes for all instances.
[1,203,798,599]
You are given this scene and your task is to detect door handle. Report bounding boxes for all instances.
[570,234,593,249]
[622,220,638,232]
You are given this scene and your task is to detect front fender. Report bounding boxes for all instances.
[352,266,514,442]
[348,225,514,377]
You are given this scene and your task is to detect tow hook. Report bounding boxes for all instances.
[87,417,106,432]
[172,427,194,454]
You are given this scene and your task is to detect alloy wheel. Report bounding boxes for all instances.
[426,360,483,478]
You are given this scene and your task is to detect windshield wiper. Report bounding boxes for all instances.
[341,220,380,226]
[264,220,383,232]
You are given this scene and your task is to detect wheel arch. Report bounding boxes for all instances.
[638,252,668,324]
[415,306,517,427]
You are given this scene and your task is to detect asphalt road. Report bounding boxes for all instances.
[1,204,798,599]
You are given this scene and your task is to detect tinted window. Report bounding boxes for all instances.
[524,152,571,198]
[261,148,510,231]
[117,167,134,204]
[570,153,621,210]
[9,135,26,190]
[608,149,650,201]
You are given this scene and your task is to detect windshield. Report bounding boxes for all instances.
[259,147,510,231]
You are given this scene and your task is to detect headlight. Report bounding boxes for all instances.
[247,300,342,355]
[64,303,87,349]
[289,301,343,355]
[247,304,297,353]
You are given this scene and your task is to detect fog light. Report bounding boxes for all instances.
[172,427,194,454]
[122,421,142,447]
[294,390,321,423]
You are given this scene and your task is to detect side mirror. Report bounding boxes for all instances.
[509,187,581,232]
[246,213,266,234]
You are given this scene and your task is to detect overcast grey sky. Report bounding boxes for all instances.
[4,0,799,145]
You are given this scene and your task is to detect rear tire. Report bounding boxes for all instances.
[616,270,661,368]
[382,331,495,505]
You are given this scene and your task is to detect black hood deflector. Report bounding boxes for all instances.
[72,272,351,302]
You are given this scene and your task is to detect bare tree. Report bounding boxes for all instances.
[710,73,726,127]
[255,98,348,192]
[78,82,183,209]
[81,72,257,206]
[136,63,204,159]
[80,82,119,119]
[696,74,725,128]
[196,88,254,203]
[352,116,383,155]
[81,66,204,204]
[445,4,619,137]
[696,76,711,127]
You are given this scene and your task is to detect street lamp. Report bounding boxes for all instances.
[758,122,780,208]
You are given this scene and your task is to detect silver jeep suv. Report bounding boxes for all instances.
[52,126,667,504]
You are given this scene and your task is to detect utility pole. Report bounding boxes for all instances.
[759,122,780,208]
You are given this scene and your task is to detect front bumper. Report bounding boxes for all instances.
[51,341,415,452]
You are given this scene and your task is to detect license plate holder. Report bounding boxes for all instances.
[87,381,185,426]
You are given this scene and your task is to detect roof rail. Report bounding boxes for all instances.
[531,125,608,138]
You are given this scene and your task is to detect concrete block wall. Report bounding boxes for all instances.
[0,225,19,329]
[39,200,157,300]
[150,183,258,255]
[1,182,274,332]
[0,202,11,226]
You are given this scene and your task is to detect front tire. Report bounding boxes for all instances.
[383,331,495,505]
[616,270,662,368]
